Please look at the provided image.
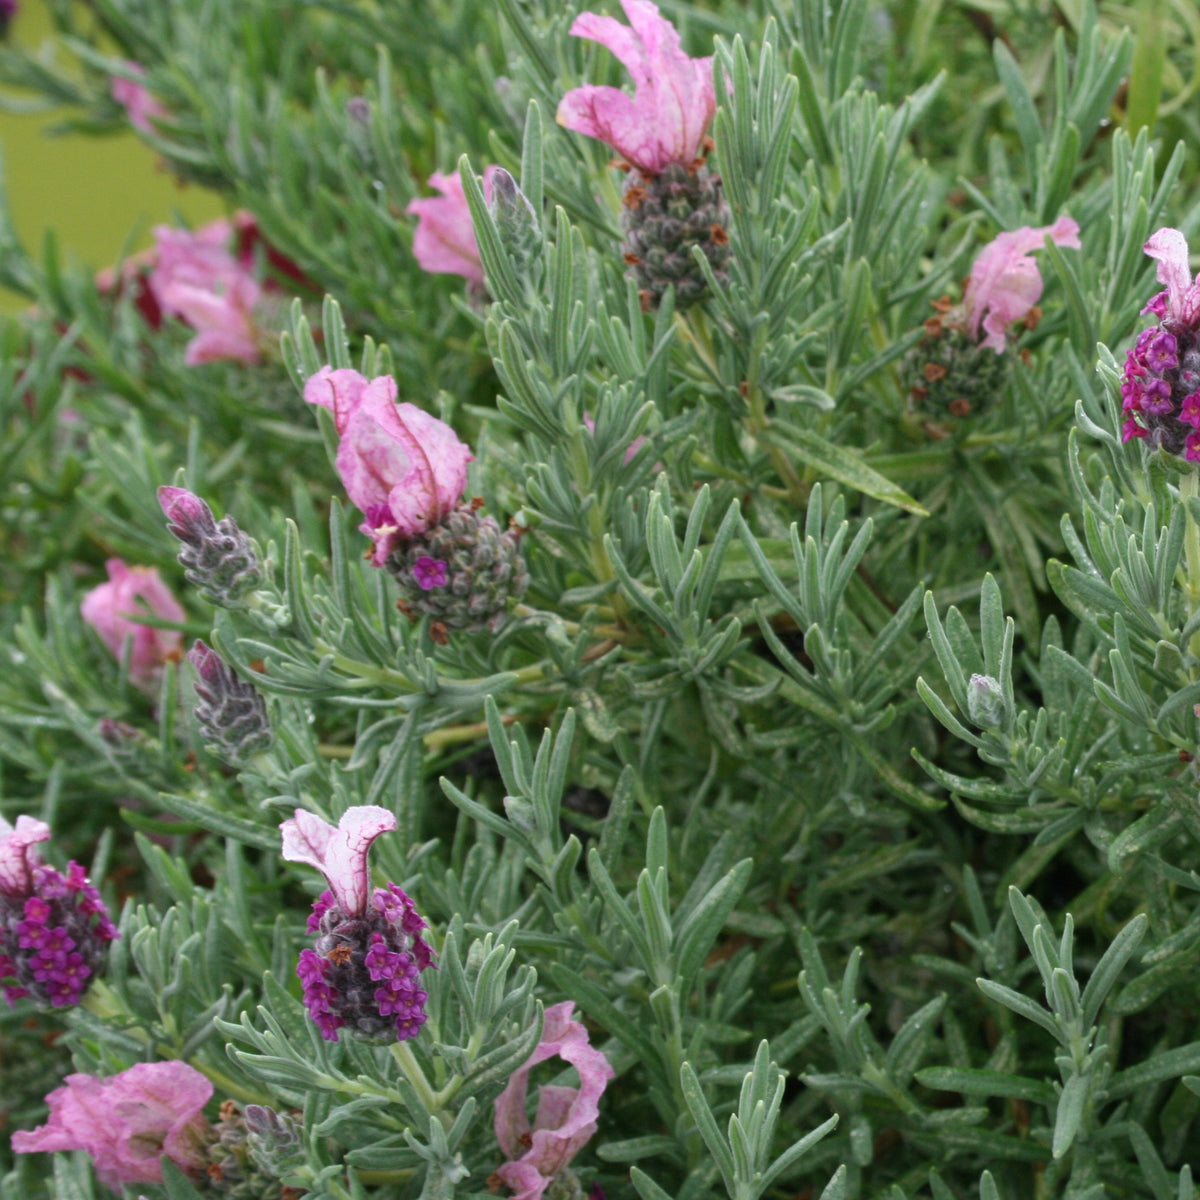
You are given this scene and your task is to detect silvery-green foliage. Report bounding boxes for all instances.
[3,0,1200,1196]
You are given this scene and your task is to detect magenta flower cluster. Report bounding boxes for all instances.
[282,807,435,1042]
[1,817,118,1009]
[1122,228,1200,461]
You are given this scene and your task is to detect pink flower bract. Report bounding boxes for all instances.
[963,215,1081,353]
[407,169,497,285]
[11,1062,213,1193]
[111,63,168,136]
[494,1001,614,1200]
[148,220,263,365]
[280,806,398,916]
[557,0,716,175]
[1143,227,1200,329]
[80,559,185,689]
[303,367,473,566]
[0,814,50,898]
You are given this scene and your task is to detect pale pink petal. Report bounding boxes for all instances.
[964,216,1080,352]
[0,815,51,897]
[12,1062,212,1192]
[407,172,482,284]
[80,559,185,689]
[303,366,376,435]
[557,0,714,173]
[1145,228,1192,312]
[1143,227,1200,325]
[570,11,653,87]
[112,63,168,136]
[279,806,397,915]
[149,221,263,364]
[494,1001,614,1196]
[557,86,667,175]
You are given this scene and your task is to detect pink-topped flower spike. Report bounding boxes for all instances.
[1121,227,1200,460]
[303,366,528,632]
[80,559,185,690]
[557,1,729,309]
[963,216,1081,353]
[557,0,715,176]
[0,815,119,1009]
[905,215,1080,422]
[494,1002,614,1200]
[12,1062,213,1192]
[280,807,434,1042]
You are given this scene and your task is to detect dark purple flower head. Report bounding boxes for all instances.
[1121,229,1200,460]
[280,808,434,1042]
[1,818,118,1009]
[297,885,434,1043]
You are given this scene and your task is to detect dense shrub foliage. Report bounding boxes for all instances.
[3,1,1200,1197]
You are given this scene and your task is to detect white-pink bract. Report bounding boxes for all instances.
[407,168,497,285]
[79,559,185,689]
[11,1062,213,1193]
[303,367,473,566]
[557,0,715,175]
[1143,228,1200,328]
[0,814,50,898]
[149,220,262,365]
[111,62,168,136]
[963,215,1080,353]
[280,806,398,916]
[494,1001,615,1200]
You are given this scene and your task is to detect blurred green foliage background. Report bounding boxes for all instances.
[0,0,219,311]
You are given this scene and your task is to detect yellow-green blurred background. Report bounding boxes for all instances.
[0,1,221,310]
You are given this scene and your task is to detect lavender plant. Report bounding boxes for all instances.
[2,0,1200,1197]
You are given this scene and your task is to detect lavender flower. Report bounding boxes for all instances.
[148,220,263,366]
[280,807,434,1042]
[963,216,1081,353]
[188,641,273,765]
[0,816,119,1009]
[80,559,186,689]
[494,1001,614,1200]
[303,367,473,566]
[12,1062,213,1192]
[407,168,498,285]
[557,0,715,175]
[1122,228,1200,461]
[159,486,262,606]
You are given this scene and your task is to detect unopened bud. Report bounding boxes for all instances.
[966,673,1006,729]
[488,167,542,283]
[159,486,261,607]
[188,641,272,765]
[243,1104,304,1176]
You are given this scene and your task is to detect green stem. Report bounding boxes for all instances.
[1181,471,1200,660]
[391,1040,443,1118]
